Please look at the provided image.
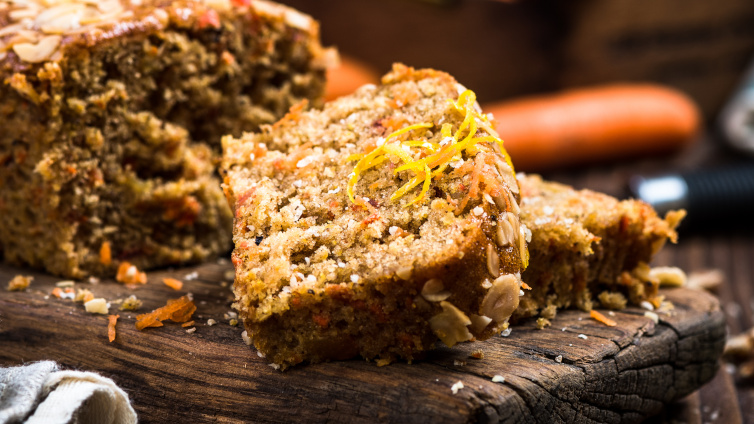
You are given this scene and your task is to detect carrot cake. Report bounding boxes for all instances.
[0,0,332,278]
[515,174,685,320]
[222,64,528,368]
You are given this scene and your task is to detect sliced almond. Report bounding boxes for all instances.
[12,34,60,63]
[428,301,473,347]
[650,266,687,288]
[496,213,515,246]
[421,278,451,302]
[395,266,412,281]
[486,243,500,277]
[480,274,520,323]
[469,314,493,334]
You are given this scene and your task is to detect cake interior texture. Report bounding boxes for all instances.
[0,0,332,278]
[515,174,685,322]
[223,64,528,368]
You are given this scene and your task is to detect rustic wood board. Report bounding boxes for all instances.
[0,262,725,424]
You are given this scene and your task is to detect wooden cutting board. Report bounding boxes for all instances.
[0,261,725,423]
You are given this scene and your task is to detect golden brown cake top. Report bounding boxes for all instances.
[0,0,325,66]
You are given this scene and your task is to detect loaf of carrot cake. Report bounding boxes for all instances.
[0,0,333,278]
[514,174,685,321]
[222,64,528,368]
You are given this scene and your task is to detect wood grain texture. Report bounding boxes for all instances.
[0,262,725,424]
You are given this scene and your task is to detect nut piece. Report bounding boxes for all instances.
[421,278,451,302]
[480,274,520,323]
[650,266,687,287]
[428,301,473,347]
[12,35,61,63]
[486,243,500,277]
[496,213,515,247]
[469,314,493,334]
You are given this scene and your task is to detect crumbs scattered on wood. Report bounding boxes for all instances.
[451,381,464,394]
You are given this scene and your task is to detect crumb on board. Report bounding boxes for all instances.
[644,311,659,324]
[181,320,196,327]
[375,358,392,367]
[451,381,464,394]
[108,314,119,342]
[555,355,563,363]
[491,375,505,383]
[55,280,75,288]
[186,327,197,334]
[241,330,252,345]
[536,317,551,329]
[577,334,588,340]
[163,277,184,291]
[207,319,217,326]
[84,298,109,314]
[229,318,239,326]
[135,295,196,330]
[120,295,142,311]
[454,360,466,366]
[470,349,484,359]
[590,310,617,327]
[597,291,627,310]
[7,275,33,291]
[116,261,147,285]
[74,288,94,303]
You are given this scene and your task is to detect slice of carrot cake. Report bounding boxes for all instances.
[222,64,528,368]
[515,174,685,321]
[0,0,333,278]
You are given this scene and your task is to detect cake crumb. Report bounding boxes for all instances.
[536,317,551,329]
[120,295,142,311]
[84,298,109,314]
[207,319,217,326]
[491,375,505,383]
[450,381,464,394]
[453,360,466,366]
[55,280,75,288]
[241,330,252,345]
[74,288,95,303]
[186,327,197,334]
[555,355,563,363]
[229,319,239,326]
[7,275,32,291]
[470,349,484,359]
[577,334,588,340]
[644,311,659,324]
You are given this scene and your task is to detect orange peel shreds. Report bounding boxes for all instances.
[51,287,63,298]
[99,241,112,266]
[116,261,147,285]
[162,277,184,291]
[590,310,617,327]
[181,320,195,328]
[521,282,532,290]
[135,295,197,330]
[7,275,32,291]
[347,89,514,209]
[108,314,120,342]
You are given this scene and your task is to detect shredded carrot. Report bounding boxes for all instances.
[51,287,63,298]
[135,295,196,330]
[162,277,183,291]
[181,320,195,328]
[116,261,147,285]
[99,241,112,266]
[521,282,532,290]
[590,310,617,327]
[108,314,119,342]
[272,99,309,129]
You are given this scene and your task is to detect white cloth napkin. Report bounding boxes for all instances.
[0,361,137,424]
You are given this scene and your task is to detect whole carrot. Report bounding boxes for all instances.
[325,55,380,101]
[483,84,700,171]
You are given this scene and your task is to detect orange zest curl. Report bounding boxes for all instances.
[347,89,513,208]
